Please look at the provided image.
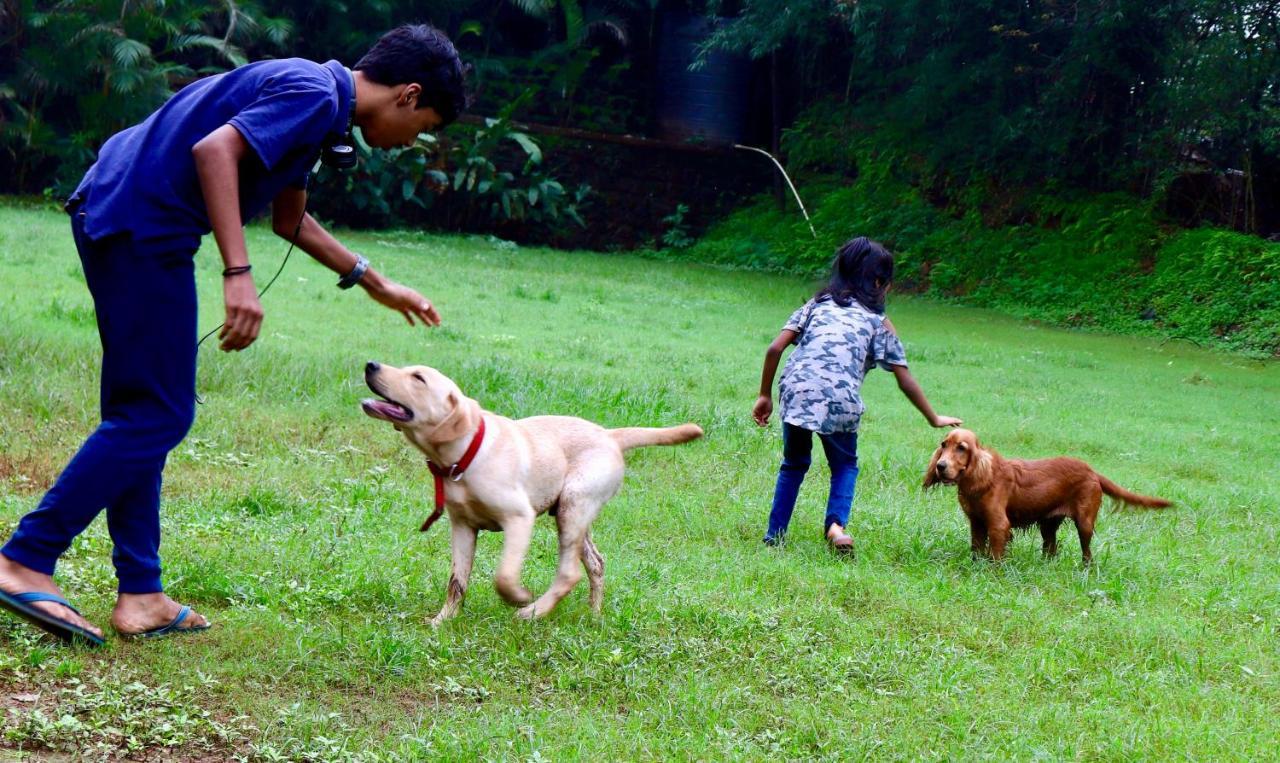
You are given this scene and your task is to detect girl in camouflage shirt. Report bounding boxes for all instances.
[752,237,962,550]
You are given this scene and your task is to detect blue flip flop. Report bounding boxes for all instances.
[0,590,106,647]
[122,605,211,639]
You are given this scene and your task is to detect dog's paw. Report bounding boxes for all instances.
[428,613,452,627]
[497,585,533,607]
[514,604,539,620]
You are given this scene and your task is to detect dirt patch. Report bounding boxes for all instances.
[0,453,60,494]
[0,678,251,763]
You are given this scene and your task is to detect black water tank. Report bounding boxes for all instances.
[654,12,750,145]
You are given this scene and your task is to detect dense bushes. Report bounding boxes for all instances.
[684,132,1280,357]
[0,0,606,241]
[703,0,1280,233]
[0,0,291,197]
[305,93,588,237]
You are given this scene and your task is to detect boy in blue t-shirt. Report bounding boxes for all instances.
[0,25,466,645]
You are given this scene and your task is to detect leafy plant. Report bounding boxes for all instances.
[3,670,243,758]
[309,89,588,237]
[660,203,694,248]
[448,91,585,227]
[0,0,290,195]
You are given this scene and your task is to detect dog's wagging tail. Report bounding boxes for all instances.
[1096,475,1172,509]
[610,424,703,451]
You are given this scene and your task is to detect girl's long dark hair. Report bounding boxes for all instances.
[814,236,894,314]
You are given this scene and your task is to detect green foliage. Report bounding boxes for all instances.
[308,137,441,229]
[660,203,694,249]
[896,194,1280,356]
[5,0,1278,222]
[703,0,1280,201]
[1147,229,1280,353]
[0,0,290,195]
[470,53,641,134]
[309,91,588,236]
[779,102,861,176]
[687,126,1280,357]
[448,93,586,228]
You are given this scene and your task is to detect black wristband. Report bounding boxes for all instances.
[222,265,252,277]
[337,254,369,290]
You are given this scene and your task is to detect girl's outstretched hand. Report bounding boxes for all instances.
[931,415,964,428]
[752,395,773,427]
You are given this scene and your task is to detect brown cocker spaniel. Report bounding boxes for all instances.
[924,429,1171,563]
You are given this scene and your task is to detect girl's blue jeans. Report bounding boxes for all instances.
[765,423,859,542]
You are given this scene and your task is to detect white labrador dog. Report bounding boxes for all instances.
[361,361,702,622]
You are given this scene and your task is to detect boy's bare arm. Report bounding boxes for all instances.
[192,124,261,352]
[272,188,440,327]
[193,124,253,269]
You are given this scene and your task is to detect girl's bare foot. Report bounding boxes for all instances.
[111,592,209,636]
[826,524,854,553]
[0,553,104,639]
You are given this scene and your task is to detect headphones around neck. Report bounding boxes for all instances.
[322,67,358,171]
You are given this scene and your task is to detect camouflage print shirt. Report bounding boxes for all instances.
[778,297,907,434]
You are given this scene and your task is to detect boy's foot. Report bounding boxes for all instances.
[0,554,105,641]
[111,593,209,637]
[763,535,783,547]
[825,524,854,554]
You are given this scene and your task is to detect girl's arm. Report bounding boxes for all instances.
[890,364,962,427]
[753,329,798,426]
[881,318,961,427]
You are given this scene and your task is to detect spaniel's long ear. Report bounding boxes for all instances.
[429,392,480,444]
[922,446,943,489]
[969,445,993,487]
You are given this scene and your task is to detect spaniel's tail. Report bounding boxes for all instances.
[610,424,703,451]
[1098,474,1172,509]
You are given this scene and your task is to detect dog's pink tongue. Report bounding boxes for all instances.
[361,399,410,421]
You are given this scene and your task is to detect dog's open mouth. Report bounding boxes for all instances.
[362,397,413,422]
[361,382,413,423]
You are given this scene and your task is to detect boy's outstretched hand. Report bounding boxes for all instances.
[366,279,441,327]
[752,395,773,427]
[930,415,964,428]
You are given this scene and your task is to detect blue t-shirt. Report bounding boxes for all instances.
[73,58,354,250]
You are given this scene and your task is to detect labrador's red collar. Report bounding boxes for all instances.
[420,417,486,532]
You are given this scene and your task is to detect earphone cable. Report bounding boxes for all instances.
[195,205,307,404]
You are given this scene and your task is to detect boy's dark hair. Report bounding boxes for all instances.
[815,236,894,314]
[355,24,469,126]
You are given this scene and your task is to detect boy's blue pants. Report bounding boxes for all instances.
[1,210,197,593]
[765,423,859,541]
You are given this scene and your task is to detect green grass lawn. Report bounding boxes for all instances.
[2,200,1278,761]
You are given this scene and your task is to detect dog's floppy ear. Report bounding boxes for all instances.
[969,446,993,487]
[429,391,480,443]
[922,445,943,489]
